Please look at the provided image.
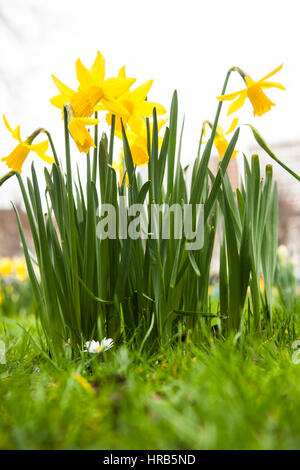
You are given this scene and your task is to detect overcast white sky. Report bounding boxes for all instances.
[0,0,299,205]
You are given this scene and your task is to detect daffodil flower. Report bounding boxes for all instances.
[13,258,27,282]
[50,51,135,118]
[72,373,95,394]
[68,115,99,153]
[84,338,114,353]
[115,118,168,167]
[260,274,265,294]
[0,257,13,277]
[112,155,129,187]
[1,115,55,173]
[217,64,285,117]
[104,66,166,132]
[203,118,238,160]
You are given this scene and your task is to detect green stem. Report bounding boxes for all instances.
[0,170,17,187]
[63,106,81,332]
[108,114,115,165]
[210,68,234,139]
[92,111,98,183]
[44,130,60,167]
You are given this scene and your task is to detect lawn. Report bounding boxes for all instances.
[1,307,300,450]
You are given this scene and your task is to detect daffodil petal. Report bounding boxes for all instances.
[217,89,245,101]
[224,117,239,135]
[30,140,49,153]
[128,113,144,134]
[34,151,55,165]
[11,125,22,143]
[103,78,136,99]
[157,118,168,133]
[3,115,13,134]
[130,80,153,103]
[89,51,105,84]
[74,118,99,125]
[118,66,127,79]
[101,98,129,118]
[50,94,68,109]
[260,81,286,90]
[52,75,74,98]
[94,103,107,111]
[214,137,229,159]
[75,58,94,89]
[227,91,247,115]
[259,64,283,83]
[137,101,166,117]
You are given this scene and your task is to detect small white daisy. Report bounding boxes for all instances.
[100,337,114,351]
[84,338,114,354]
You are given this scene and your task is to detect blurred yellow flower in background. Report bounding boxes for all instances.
[14,258,27,283]
[0,257,27,282]
[73,373,95,395]
[1,116,54,173]
[0,258,13,278]
[217,64,285,117]
[260,274,265,294]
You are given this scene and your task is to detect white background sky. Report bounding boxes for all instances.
[0,0,299,206]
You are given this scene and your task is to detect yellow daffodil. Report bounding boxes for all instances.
[105,66,166,132]
[113,118,167,185]
[112,155,129,186]
[1,116,54,173]
[203,118,238,159]
[217,64,285,117]
[73,373,95,395]
[68,115,99,153]
[50,51,135,118]
[260,273,265,294]
[0,258,13,277]
[13,258,27,282]
[116,118,168,167]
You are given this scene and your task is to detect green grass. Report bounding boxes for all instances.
[1,309,300,450]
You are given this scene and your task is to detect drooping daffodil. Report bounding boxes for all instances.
[1,115,54,173]
[65,104,99,153]
[217,64,285,117]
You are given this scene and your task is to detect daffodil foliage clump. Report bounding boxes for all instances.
[0,51,294,360]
